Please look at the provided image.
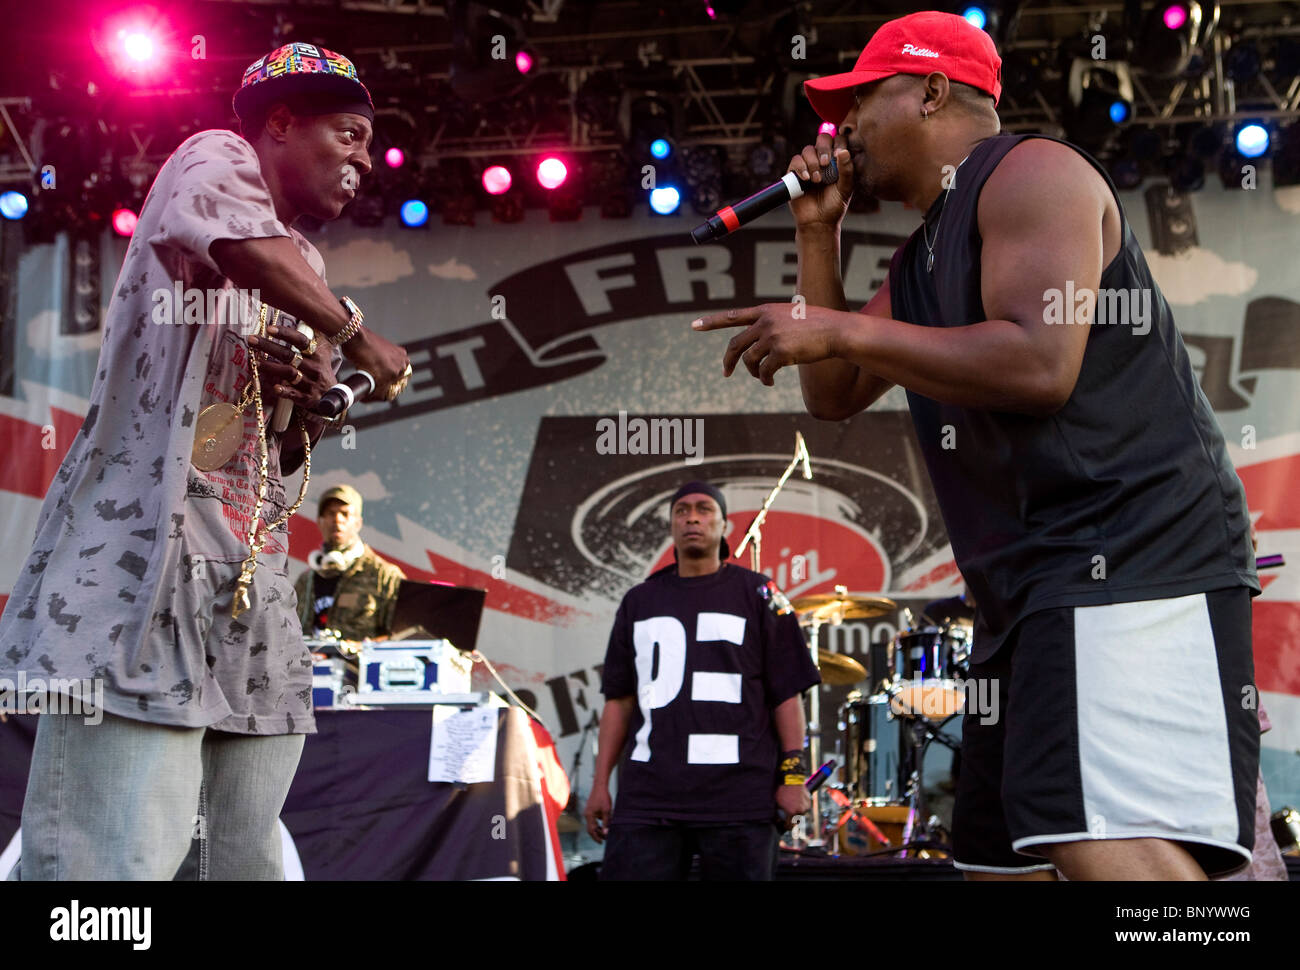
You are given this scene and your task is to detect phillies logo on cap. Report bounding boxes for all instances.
[901,43,941,58]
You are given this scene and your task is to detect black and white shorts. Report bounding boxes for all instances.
[952,587,1258,877]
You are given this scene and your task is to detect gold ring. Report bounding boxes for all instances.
[291,370,304,386]
[290,351,303,368]
[305,336,319,355]
[384,363,413,401]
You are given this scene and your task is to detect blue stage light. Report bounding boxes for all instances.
[649,186,681,215]
[1235,123,1269,158]
[0,190,29,220]
[400,200,430,227]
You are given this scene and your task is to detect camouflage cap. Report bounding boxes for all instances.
[318,484,363,516]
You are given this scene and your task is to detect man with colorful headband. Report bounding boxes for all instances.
[584,481,820,880]
[1,43,410,880]
[694,12,1259,880]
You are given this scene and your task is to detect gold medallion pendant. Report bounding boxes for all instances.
[191,402,246,471]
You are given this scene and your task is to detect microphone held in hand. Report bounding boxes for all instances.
[312,371,375,419]
[775,758,836,830]
[691,158,838,244]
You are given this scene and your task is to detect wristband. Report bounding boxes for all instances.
[777,749,809,786]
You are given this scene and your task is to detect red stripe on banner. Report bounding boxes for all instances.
[0,409,86,499]
[528,718,571,881]
[718,206,740,232]
[901,559,961,592]
[1253,600,1300,695]
[1238,452,1300,530]
[288,514,587,626]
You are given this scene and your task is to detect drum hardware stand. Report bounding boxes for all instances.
[560,710,600,843]
[885,682,962,856]
[734,432,822,844]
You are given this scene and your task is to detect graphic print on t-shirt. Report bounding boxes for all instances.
[630,611,747,765]
[600,564,820,822]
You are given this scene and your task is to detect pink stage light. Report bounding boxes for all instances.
[1163,4,1187,29]
[482,165,513,195]
[819,122,837,136]
[112,208,139,237]
[537,157,568,190]
[515,51,534,74]
[123,31,155,62]
[706,5,717,19]
[385,147,405,168]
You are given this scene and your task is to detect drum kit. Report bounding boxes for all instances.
[733,433,970,858]
[789,586,973,859]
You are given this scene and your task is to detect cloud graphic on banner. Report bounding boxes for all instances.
[313,240,415,287]
[1274,185,1300,216]
[25,310,100,355]
[428,258,478,281]
[1145,248,1258,305]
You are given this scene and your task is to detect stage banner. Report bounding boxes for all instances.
[2,174,1299,863]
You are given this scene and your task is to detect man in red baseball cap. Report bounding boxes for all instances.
[694,11,1259,882]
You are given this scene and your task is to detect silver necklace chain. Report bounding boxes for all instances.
[923,152,973,272]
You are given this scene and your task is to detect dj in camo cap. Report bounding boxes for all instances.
[295,484,406,641]
[2,42,412,880]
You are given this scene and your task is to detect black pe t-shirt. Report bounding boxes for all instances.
[600,563,821,823]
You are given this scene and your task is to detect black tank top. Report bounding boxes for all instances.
[888,133,1258,662]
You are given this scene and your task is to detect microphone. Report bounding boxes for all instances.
[775,758,836,830]
[795,431,812,480]
[271,322,316,433]
[312,371,375,419]
[691,157,838,244]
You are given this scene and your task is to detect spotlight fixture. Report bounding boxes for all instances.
[1065,59,1135,150]
[0,190,29,220]
[537,156,569,190]
[482,165,513,195]
[1133,2,1205,78]
[1235,122,1270,159]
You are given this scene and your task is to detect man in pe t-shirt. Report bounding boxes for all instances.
[0,44,410,879]
[693,12,1259,881]
[583,481,820,880]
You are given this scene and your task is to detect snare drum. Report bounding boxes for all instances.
[839,693,903,804]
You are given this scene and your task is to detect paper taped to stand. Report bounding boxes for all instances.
[428,705,500,784]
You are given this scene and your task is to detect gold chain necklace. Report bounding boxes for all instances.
[188,303,313,618]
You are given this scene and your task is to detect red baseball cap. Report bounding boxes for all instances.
[804,11,1002,125]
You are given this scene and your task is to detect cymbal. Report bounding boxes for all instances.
[817,649,867,686]
[792,593,897,623]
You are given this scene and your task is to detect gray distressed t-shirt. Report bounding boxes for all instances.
[0,129,336,735]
